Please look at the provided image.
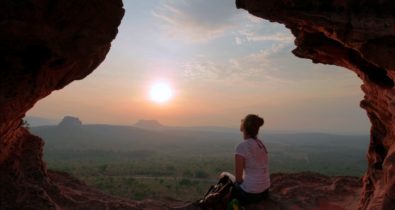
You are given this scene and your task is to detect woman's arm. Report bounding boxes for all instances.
[235,154,245,184]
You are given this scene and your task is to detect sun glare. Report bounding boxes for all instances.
[149,82,173,104]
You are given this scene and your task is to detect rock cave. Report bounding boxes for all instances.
[1,0,394,209]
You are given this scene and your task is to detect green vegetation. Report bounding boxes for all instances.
[45,151,229,201]
[22,119,30,130]
[44,144,366,201]
[35,125,369,201]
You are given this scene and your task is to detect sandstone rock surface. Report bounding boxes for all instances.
[236,0,395,209]
[0,0,124,209]
[37,171,364,210]
[171,172,361,210]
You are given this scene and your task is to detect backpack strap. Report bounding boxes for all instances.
[202,177,234,210]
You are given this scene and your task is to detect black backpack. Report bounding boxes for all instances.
[200,175,234,210]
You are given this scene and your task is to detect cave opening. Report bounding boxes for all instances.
[24,0,370,204]
[4,0,394,209]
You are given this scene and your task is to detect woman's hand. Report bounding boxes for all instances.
[235,154,245,184]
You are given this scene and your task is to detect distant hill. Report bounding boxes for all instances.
[31,123,240,153]
[58,116,82,128]
[31,119,370,176]
[133,119,166,131]
[24,116,58,127]
[132,119,238,133]
[31,121,369,156]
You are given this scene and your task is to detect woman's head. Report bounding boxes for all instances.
[240,114,264,139]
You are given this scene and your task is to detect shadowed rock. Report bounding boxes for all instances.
[171,172,361,210]
[0,0,124,209]
[236,0,395,209]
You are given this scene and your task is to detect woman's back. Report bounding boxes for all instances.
[235,138,270,193]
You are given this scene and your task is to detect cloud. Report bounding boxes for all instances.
[181,40,356,86]
[234,19,294,45]
[235,37,243,45]
[181,42,293,83]
[153,0,243,42]
[237,32,294,43]
[152,1,353,85]
[152,0,295,46]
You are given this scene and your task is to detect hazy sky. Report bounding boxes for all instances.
[28,0,370,134]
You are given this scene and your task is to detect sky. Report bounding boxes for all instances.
[27,0,370,134]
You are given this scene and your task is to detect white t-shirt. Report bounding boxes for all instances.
[235,138,270,193]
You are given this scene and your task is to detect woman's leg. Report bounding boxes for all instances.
[232,186,270,206]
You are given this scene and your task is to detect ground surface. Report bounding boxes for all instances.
[49,170,361,210]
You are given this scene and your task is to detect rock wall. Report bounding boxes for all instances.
[0,0,124,209]
[1,0,394,209]
[236,0,395,209]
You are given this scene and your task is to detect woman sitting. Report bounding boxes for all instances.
[223,114,270,206]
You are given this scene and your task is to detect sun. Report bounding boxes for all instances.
[149,82,173,104]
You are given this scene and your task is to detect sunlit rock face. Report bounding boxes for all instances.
[0,0,124,209]
[236,0,395,209]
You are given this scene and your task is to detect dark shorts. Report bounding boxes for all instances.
[231,184,269,206]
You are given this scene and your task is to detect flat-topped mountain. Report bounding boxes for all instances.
[133,119,166,130]
[58,116,82,128]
